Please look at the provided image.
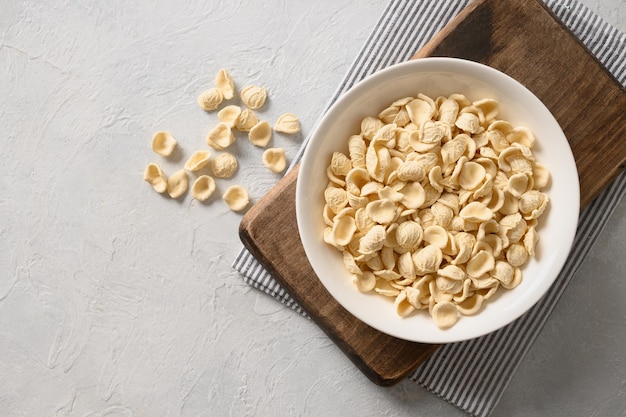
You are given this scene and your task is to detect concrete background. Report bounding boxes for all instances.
[1,1,624,416]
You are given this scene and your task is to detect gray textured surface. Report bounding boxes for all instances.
[0,1,624,416]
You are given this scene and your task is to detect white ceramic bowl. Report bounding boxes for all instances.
[296,58,579,343]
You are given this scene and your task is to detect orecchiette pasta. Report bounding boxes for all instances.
[322,93,550,329]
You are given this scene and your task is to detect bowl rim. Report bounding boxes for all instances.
[296,57,580,343]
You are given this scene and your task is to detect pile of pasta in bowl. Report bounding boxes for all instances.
[296,58,578,343]
[321,92,549,330]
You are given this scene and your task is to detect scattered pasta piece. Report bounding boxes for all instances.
[274,113,301,134]
[236,108,258,132]
[215,69,235,100]
[184,150,211,172]
[151,131,177,156]
[223,185,249,211]
[167,169,188,199]
[240,85,267,109]
[210,152,238,178]
[217,105,242,128]
[206,123,235,150]
[262,148,287,173]
[143,163,168,193]
[197,88,223,111]
[322,93,551,329]
[191,175,216,201]
[248,120,272,147]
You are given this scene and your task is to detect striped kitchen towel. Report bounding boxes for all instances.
[233,1,626,416]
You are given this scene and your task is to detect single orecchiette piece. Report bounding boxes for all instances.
[215,69,235,100]
[191,175,216,201]
[197,88,223,111]
[262,148,287,173]
[166,169,188,199]
[274,113,301,134]
[143,163,167,193]
[210,152,238,178]
[151,131,177,156]
[236,109,259,132]
[248,120,272,147]
[240,85,267,109]
[184,150,211,172]
[222,185,249,211]
[217,105,242,128]
[206,123,235,150]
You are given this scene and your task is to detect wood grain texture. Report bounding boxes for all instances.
[239,0,626,386]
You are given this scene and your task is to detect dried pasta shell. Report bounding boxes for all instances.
[431,300,458,329]
[398,182,426,209]
[524,226,539,256]
[166,169,188,199]
[406,98,435,128]
[330,152,352,177]
[151,131,177,156]
[361,116,384,140]
[455,112,481,134]
[236,108,259,132]
[143,163,167,193]
[396,160,426,182]
[197,88,223,111]
[217,105,242,128]
[365,143,390,182]
[459,201,493,222]
[532,162,551,190]
[507,126,535,148]
[345,168,370,196]
[438,98,459,125]
[215,69,235,100]
[412,245,443,275]
[519,190,549,220]
[374,279,400,297]
[423,225,449,249]
[348,135,367,168]
[353,271,376,292]
[240,85,267,109]
[394,291,416,317]
[210,152,238,178]
[358,224,386,255]
[397,251,416,280]
[441,135,467,166]
[365,199,396,224]
[184,150,211,172]
[473,98,499,124]
[506,243,529,267]
[262,148,287,173]
[248,120,272,147]
[456,294,484,316]
[191,175,216,201]
[223,185,249,211]
[436,275,463,294]
[501,267,523,290]
[466,250,495,277]
[395,220,423,250]
[274,113,301,134]
[331,211,357,247]
[459,161,486,190]
[506,173,530,198]
[438,264,465,281]
[206,123,235,150]
[491,260,515,285]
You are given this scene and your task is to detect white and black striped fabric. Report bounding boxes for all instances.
[233,1,626,416]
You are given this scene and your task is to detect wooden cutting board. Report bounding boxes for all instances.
[239,0,626,386]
